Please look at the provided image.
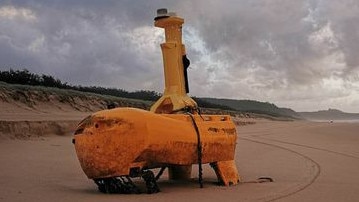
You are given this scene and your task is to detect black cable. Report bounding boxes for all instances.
[196,107,205,121]
[187,113,203,188]
[155,167,166,181]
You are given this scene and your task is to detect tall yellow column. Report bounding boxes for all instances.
[150,9,197,114]
[150,8,196,180]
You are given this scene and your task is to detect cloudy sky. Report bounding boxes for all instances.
[1,0,358,112]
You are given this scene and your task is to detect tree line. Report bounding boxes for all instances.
[0,69,160,101]
[0,69,64,88]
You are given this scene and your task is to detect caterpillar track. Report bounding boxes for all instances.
[94,170,159,194]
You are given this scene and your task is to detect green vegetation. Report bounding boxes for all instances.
[203,98,302,119]
[0,81,152,110]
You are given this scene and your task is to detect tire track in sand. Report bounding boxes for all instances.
[240,137,321,202]
[260,137,359,160]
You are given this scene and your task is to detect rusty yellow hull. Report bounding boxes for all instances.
[74,107,239,185]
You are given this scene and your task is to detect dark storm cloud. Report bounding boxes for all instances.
[0,0,358,111]
[319,0,359,68]
[180,1,330,83]
[173,0,359,112]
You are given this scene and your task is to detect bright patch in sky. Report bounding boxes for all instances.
[0,6,36,21]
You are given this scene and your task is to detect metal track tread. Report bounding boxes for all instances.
[93,170,160,194]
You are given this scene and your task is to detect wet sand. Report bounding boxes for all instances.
[1,120,359,201]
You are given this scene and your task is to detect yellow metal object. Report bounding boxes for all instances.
[74,108,239,185]
[73,9,240,193]
[150,12,197,113]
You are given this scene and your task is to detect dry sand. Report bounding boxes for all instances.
[1,112,359,201]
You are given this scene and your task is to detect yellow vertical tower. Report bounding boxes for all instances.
[150,9,197,114]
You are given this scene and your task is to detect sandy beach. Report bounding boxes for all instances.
[1,115,358,202]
